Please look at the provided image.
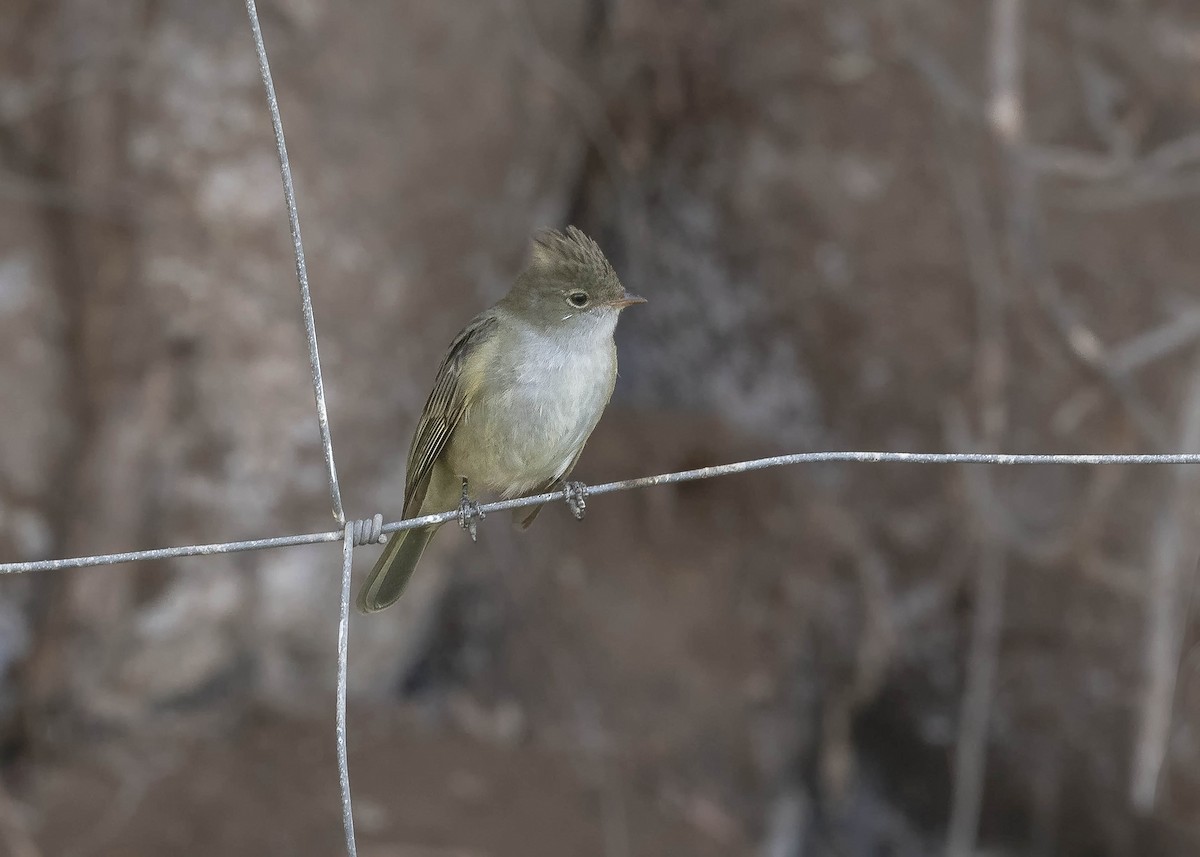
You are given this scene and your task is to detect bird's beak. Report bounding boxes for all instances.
[608,291,647,309]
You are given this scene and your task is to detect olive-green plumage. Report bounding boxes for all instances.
[356,227,644,614]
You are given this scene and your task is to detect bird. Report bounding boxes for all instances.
[356,226,645,613]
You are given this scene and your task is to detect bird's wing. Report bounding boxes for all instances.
[403,312,498,517]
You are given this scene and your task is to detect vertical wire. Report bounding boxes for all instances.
[244,0,345,525]
[244,3,357,855]
[337,525,359,857]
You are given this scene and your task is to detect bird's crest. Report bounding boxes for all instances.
[529,226,616,281]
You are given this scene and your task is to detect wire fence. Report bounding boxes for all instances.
[0,3,1197,856]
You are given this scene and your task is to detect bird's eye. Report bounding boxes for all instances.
[566,292,589,308]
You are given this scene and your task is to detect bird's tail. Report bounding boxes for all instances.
[355,524,441,613]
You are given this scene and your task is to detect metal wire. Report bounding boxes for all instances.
[245,3,353,853]
[245,0,345,526]
[6,450,1200,575]
[337,524,359,857]
[0,529,343,573]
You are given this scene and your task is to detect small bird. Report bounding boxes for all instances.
[357,227,645,613]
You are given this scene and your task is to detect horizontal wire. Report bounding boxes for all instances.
[4,449,1200,575]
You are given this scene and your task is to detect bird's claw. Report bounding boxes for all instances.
[563,481,588,520]
[458,480,485,541]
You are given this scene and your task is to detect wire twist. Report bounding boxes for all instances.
[347,514,385,547]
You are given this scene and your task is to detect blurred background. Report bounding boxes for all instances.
[1,0,1199,855]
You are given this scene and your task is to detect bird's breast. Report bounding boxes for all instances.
[446,325,616,496]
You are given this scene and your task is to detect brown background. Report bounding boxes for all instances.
[1,1,1199,855]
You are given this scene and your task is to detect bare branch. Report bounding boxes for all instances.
[1109,310,1200,376]
[946,4,1023,853]
[1131,352,1200,812]
[988,0,1024,144]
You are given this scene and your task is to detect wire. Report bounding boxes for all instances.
[6,450,1200,575]
[245,0,345,527]
[245,3,353,854]
[337,524,359,857]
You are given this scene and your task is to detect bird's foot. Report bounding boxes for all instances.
[458,478,486,541]
[563,481,588,520]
